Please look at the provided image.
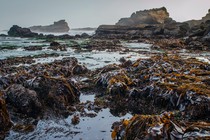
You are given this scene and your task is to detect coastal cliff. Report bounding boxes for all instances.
[95,8,210,39]
[116,7,175,26]
[29,20,70,33]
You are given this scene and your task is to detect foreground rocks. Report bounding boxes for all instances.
[5,84,42,117]
[0,57,86,137]
[112,112,210,140]
[0,37,209,139]
[93,54,210,139]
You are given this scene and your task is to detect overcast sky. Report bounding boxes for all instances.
[0,0,209,30]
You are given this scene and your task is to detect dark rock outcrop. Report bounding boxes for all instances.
[95,8,210,39]
[95,25,156,39]
[8,25,38,37]
[29,20,70,33]
[95,23,188,39]
[95,7,189,39]
[50,41,60,46]
[116,7,175,26]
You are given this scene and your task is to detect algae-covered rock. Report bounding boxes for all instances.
[112,112,210,140]
[0,92,12,137]
[96,70,132,96]
[30,76,80,114]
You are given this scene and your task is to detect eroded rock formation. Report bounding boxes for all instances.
[116,7,175,26]
[29,20,70,33]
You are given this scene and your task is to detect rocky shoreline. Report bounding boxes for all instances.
[0,7,210,140]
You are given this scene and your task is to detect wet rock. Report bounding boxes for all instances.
[24,46,43,51]
[50,41,60,46]
[153,38,185,49]
[30,76,80,115]
[122,60,132,68]
[96,70,132,96]
[0,92,12,135]
[48,41,67,51]
[71,114,80,125]
[5,84,42,117]
[72,64,88,75]
[0,76,10,90]
[12,124,35,133]
[114,112,210,140]
[48,45,67,51]
[95,54,210,121]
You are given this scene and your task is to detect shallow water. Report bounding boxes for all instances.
[6,94,132,140]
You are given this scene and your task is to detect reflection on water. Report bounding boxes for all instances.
[6,93,132,140]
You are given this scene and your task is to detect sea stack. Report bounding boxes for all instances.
[29,20,70,33]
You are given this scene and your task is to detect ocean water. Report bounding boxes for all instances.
[0,37,153,69]
[0,29,95,36]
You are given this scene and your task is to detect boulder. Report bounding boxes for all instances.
[5,84,42,117]
[8,25,38,37]
[29,20,70,33]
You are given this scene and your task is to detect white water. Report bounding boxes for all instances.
[0,37,151,70]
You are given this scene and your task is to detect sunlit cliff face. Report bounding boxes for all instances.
[116,7,171,26]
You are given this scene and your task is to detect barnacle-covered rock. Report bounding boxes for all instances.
[0,92,12,136]
[5,84,42,117]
